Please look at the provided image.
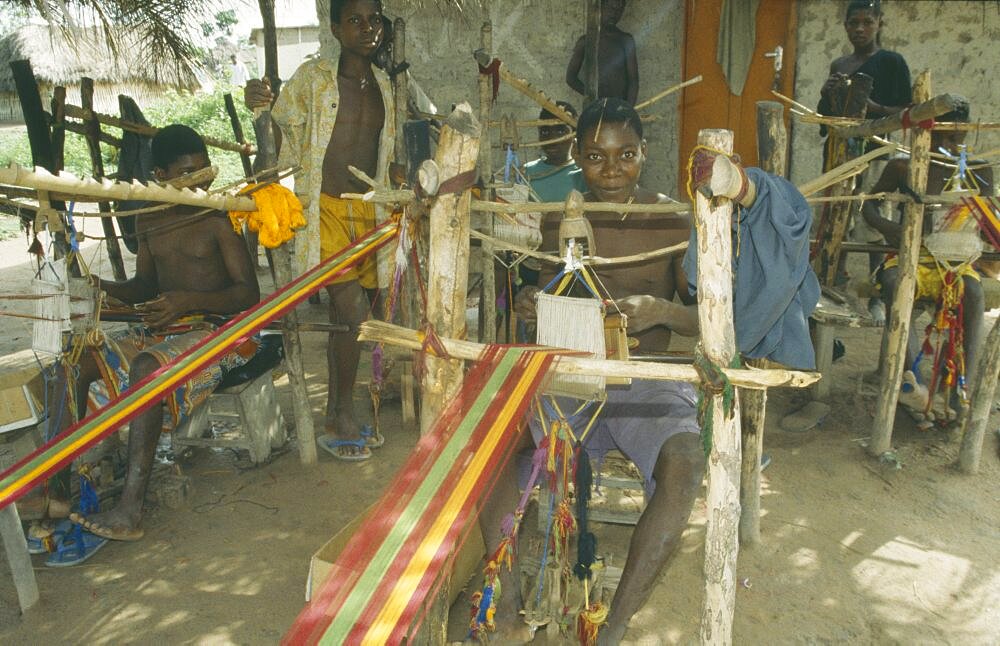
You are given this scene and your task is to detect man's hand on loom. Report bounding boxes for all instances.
[614,295,666,333]
[143,292,190,329]
[513,286,541,323]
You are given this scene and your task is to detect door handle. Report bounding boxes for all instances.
[764,45,783,73]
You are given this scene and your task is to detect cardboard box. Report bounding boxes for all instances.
[306,504,486,611]
[0,349,47,434]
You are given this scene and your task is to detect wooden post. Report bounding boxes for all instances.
[50,86,66,172]
[584,0,601,106]
[870,71,932,458]
[81,77,127,280]
[694,129,741,646]
[392,18,409,165]
[116,95,152,254]
[477,21,497,344]
[223,93,255,178]
[0,504,38,613]
[813,75,873,287]
[737,103,787,546]
[252,0,316,465]
[10,59,74,265]
[755,101,787,177]
[420,103,481,435]
[958,316,1000,474]
[224,92,263,268]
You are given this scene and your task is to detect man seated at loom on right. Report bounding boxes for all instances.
[59,125,261,543]
[478,97,817,643]
[861,101,994,427]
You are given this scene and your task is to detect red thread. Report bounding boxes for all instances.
[478,58,501,104]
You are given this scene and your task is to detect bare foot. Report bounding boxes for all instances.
[69,508,144,541]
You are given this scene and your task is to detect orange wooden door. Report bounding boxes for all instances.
[678,0,798,194]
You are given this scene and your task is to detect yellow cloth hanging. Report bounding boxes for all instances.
[228,183,306,248]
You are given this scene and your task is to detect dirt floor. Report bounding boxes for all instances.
[1,218,999,644]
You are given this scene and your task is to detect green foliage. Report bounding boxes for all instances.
[143,86,255,186]
[0,86,255,187]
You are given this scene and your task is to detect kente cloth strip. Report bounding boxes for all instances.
[0,219,399,511]
[284,346,559,645]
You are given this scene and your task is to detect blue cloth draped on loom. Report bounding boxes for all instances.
[682,167,820,369]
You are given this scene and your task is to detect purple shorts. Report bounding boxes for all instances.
[529,379,700,496]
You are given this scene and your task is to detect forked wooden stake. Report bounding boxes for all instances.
[870,71,933,457]
[694,129,741,646]
[420,103,482,435]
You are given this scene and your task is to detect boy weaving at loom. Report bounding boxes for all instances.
[862,101,994,427]
[487,98,701,644]
[245,0,395,461]
[483,98,816,642]
[62,125,261,543]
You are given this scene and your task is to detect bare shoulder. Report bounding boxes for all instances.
[204,211,240,237]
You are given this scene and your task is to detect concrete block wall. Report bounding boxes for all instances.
[792,0,1000,189]
[316,0,686,195]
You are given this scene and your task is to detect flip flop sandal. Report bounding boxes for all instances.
[26,519,72,555]
[360,424,384,449]
[317,436,372,462]
[45,525,108,567]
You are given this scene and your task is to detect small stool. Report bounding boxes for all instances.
[173,370,286,464]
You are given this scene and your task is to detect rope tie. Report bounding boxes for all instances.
[693,346,739,458]
[901,107,935,131]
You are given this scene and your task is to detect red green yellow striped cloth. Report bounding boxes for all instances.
[284,345,558,645]
[0,218,399,511]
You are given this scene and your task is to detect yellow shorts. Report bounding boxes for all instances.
[319,193,377,289]
[882,252,979,301]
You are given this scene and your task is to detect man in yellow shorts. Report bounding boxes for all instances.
[862,101,992,420]
[246,0,396,460]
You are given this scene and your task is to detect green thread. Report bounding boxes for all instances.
[694,348,740,458]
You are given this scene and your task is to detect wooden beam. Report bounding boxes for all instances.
[813,74,874,287]
[0,165,256,212]
[50,86,66,172]
[830,92,966,139]
[0,504,38,612]
[755,101,787,177]
[63,104,250,155]
[473,51,577,128]
[695,129,740,646]
[81,77,127,281]
[10,59,73,263]
[223,92,262,269]
[958,316,1000,474]
[61,120,122,149]
[420,103,481,435]
[584,0,601,105]
[477,21,497,344]
[359,320,821,390]
[738,105,788,548]
[252,0,315,466]
[224,93,255,178]
[870,71,933,458]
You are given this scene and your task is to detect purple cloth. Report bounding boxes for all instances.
[526,380,699,497]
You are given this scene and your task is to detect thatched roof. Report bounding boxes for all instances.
[0,25,201,93]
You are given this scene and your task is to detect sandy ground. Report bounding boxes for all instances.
[0,217,998,644]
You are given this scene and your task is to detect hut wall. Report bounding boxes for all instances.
[791,0,1000,188]
[1,81,185,124]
